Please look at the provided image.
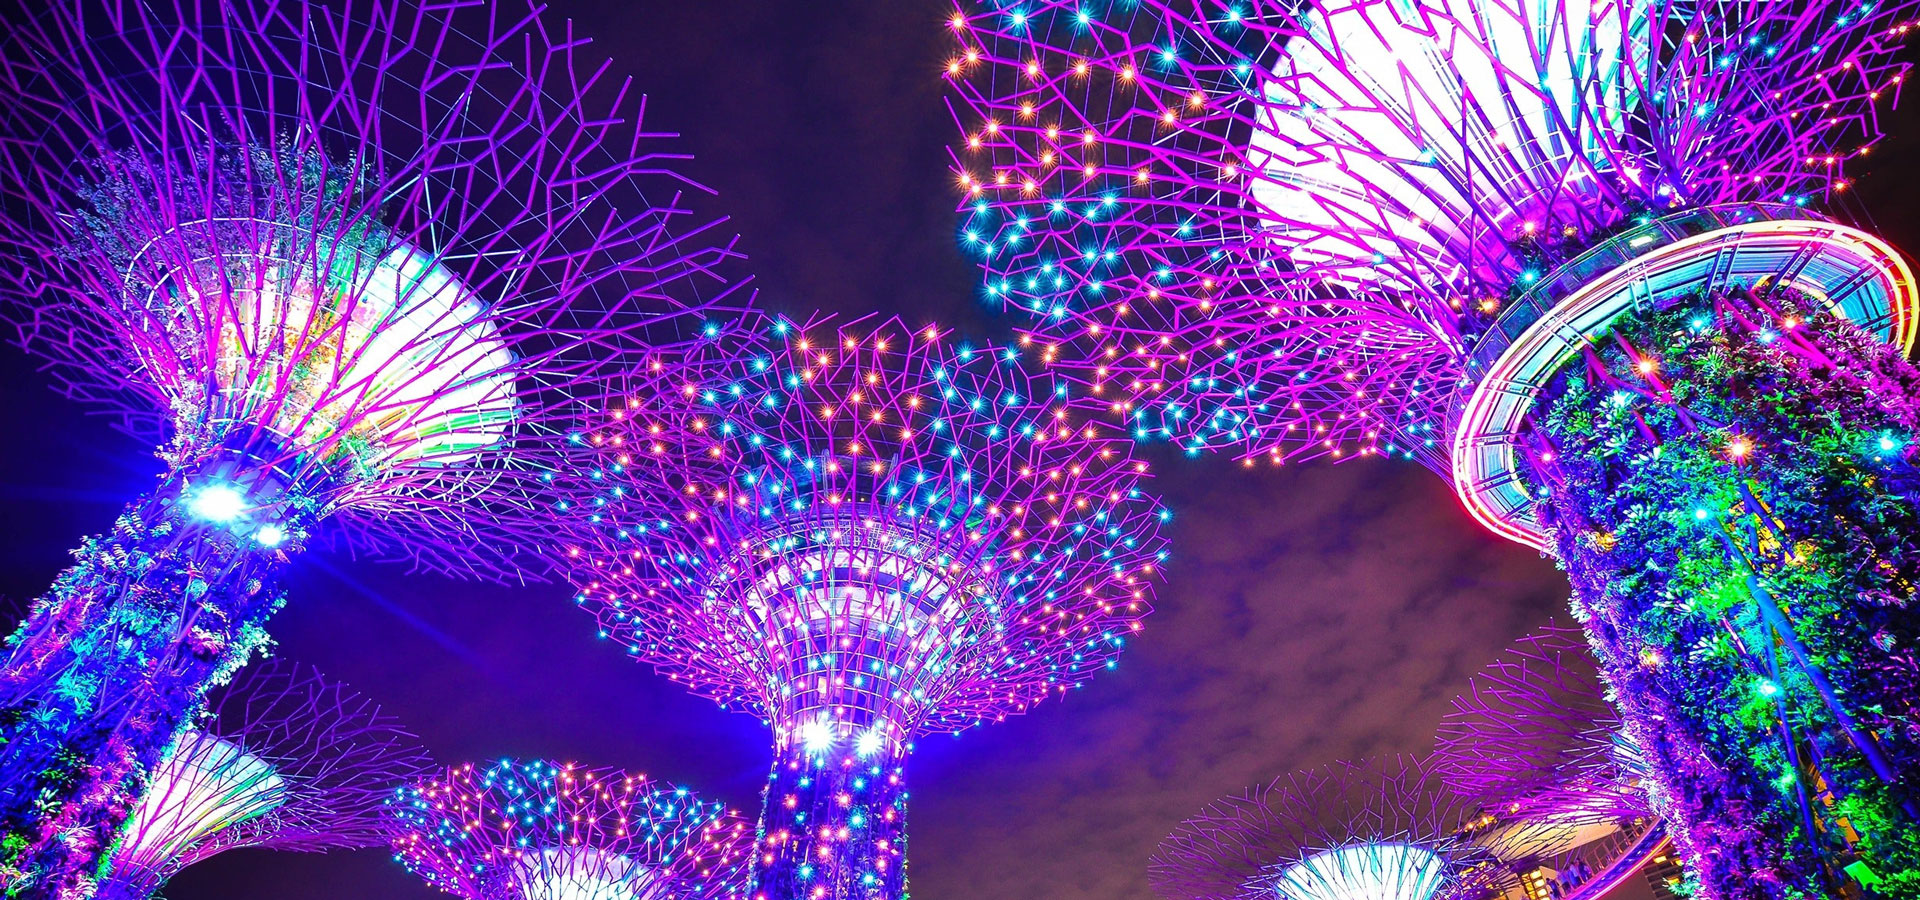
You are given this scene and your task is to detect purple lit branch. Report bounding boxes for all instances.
[103,661,433,898]
[1435,624,1650,827]
[1148,755,1514,900]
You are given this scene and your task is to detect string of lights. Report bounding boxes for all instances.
[387,759,753,900]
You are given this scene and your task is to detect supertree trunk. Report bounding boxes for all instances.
[1524,290,1920,899]
[0,450,315,894]
[752,740,910,900]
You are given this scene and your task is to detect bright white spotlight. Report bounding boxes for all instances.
[800,719,838,754]
[189,484,247,522]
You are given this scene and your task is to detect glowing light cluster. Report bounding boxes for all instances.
[945,0,1916,468]
[104,662,433,897]
[386,759,752,900]
[557,313,1170,898]
[563,314,1169,742]
[0,0,748,889]
[1148,756,1513,900]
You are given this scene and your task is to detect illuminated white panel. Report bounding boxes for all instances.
[512,847,663,900]
[143,227,519,472]
[114,733,288,873]
[319,241,518,466]
[1475,816,1621,860]
[1271,843,1447,900]
[253,240,517,467]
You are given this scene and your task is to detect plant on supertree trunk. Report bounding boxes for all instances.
[0,0,749,891]
[1527,288,1920,894]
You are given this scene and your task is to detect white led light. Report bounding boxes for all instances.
[189,484,247,522]
[511,847,656,900]
[800,719,838,753]
[1271,843,1446,900]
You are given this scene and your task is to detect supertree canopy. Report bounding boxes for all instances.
[1148,755,1515,900]
[561,314,1170,900]
[1434,624,1666,900]
[948,1,1920,895]
[101,660,433,899]
[0,0,746,889]
[386,759,753,900]
[1436,624,1650,831]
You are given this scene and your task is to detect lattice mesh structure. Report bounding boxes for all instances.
[1435,625,1668,900]
[1436,624,1649,827]
[567,313,1166,739]
[386,759,753,900]
[1149,755,1516,900]
[102,660,433,898]
[561,312,1170,899]
[0,0,747,890]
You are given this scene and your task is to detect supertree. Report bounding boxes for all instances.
[1148,755,1523,900]
[385,759,753,900]
[559,314,1170,900]
[946,1,1920,894]
[1435,624,1666,900]
[0,0,747,888]
[100,659,433,898]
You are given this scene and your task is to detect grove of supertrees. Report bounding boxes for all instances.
[947,0,1920,894]
[558,313,1170,899]
[1148,755,1516,900]
[1435,623,1664,899]
[0,0,747,889]
[386,758,753,900]
[102,660,432,898]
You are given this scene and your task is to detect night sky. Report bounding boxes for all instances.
[4,2,1918,898]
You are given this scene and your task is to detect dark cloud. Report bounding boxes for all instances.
[3,1,1914,898]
